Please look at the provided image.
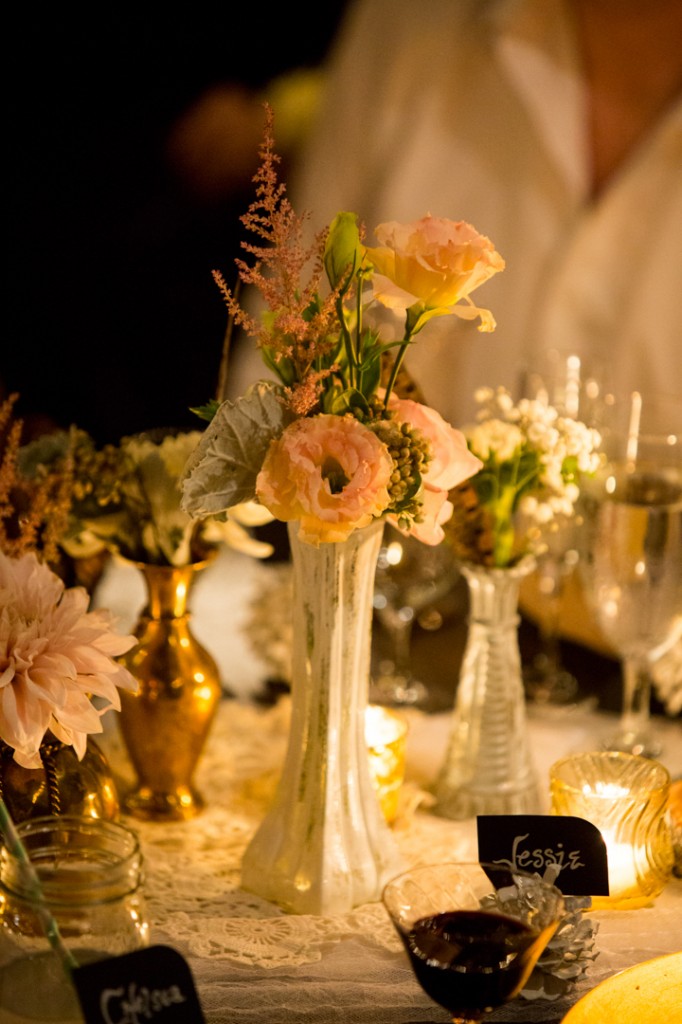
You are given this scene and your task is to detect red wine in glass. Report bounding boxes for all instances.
[382,862,564,1024]
[403,910,540,1021]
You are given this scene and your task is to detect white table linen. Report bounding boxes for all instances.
[98,696,682,1024]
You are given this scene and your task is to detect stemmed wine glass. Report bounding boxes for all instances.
[382,862,564,1024]
[371,525,457,706]
[578,390,682,757]
[518,349,606,710]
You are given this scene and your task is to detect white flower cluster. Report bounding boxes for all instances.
[469,386,601,528]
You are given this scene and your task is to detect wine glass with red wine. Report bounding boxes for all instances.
[382,862,564,1023]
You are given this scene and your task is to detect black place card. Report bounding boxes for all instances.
[73,945,206,1024]
[477,814,609,896]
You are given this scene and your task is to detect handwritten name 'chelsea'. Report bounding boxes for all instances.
[100,982,186,1024]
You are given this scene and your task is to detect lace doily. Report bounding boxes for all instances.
[101,700,472,969]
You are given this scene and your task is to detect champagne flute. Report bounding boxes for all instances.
[579,390,682,757]
[382,862,564,1024]
[371,525,457,707]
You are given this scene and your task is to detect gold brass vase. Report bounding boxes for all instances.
[118,560,222,822]
[0,737,119,824]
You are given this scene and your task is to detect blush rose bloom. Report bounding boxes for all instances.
[0,550,138,769]
[364,215,505,333]
[388,397,483,544]
[256,414,393,545]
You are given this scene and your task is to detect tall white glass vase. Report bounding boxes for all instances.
[241,520,403,915]
[433,559,541,819]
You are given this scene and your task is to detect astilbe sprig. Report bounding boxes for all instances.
[212,104,340,411]
[0,395,73,566]
[0,396,21,541]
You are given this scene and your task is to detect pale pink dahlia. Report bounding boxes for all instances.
[0,550,138,769]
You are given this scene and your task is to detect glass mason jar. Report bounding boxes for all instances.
[0,816,149,1023]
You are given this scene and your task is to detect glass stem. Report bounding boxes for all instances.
[389,617,414,678]
[538,585,563,674]
[620,656,652,740]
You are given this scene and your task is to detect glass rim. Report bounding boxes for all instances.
[549,750,671,793]
[381,860,565,901]
[1,815,143,903]
[12,814,141,851]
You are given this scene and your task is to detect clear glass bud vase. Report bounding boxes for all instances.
[433,559,541,819]
[241,520,403,915]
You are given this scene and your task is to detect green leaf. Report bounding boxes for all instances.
[301,294,323,322]
[561,453,580,482]
[261,344,296,385]
[326,388,371,417]
[189,400,221,423]
[17,431,73,477]
[180,382,294,515]
[357,351,382,399]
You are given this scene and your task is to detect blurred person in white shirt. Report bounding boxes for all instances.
[250,0,682,428]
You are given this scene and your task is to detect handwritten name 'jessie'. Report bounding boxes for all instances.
[494,833,585,875]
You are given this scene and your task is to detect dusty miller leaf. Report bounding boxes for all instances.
[180,382,293,515]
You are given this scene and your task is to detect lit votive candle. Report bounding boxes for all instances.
[366,705,408,824]
[549,751,674,910]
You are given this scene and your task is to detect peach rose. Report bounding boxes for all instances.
[256,414,393,545]
[388,396,483,544]
[364,215,504,332]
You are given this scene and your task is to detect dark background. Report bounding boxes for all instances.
[5,8,348,444]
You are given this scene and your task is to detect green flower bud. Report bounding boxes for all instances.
[324,212,362,290]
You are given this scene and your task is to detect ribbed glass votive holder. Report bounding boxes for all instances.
[550,750,674,910]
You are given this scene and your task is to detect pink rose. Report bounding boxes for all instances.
[256,414,393,545]
[407,487,455,545]
[388,396,483,544]
[364,215,504,332]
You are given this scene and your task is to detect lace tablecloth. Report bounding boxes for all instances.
[99,698,682,1024]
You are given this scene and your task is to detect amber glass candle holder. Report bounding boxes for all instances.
[550,751,674,910]
[366,705,408,823]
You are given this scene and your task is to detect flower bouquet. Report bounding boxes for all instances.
[180,107,502,540]
[8,412,274,822]
[1,398,137,820]
[446,385,601,568]
[27,427,276,822]
[435,386,601,820]
[176,107,504,913]
[18,426,273,569]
